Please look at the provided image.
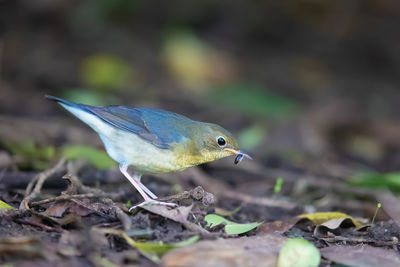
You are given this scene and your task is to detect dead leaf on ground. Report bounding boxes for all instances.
[314,218,357,238]
[321,245,400,267]
[43,201,71,217]
[298,211,362,228]
[141,204,193,224]
[257,218,298,235]
[162,234,287,267]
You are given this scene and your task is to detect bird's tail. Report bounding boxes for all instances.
[45,94,106,133]
[45,95,83,109]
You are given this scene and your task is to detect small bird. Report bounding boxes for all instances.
[46,95,251,209]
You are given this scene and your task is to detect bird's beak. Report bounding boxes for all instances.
[224,147,253,164]
[224,147,252,159]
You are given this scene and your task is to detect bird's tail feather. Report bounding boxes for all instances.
[45,95,111,134]
[45,95,82,109]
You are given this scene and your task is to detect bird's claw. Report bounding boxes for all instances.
[129,200,178,212]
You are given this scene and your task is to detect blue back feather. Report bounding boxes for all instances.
[46,95,194,149]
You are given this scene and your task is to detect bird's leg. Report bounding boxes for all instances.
[127,170,158,199]
[119,164,178,211]
[137,179,158,199]
[120,164,152,201]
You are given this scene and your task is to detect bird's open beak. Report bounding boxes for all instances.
[224,148,253,164]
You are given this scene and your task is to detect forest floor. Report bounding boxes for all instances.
[1,99,400,267]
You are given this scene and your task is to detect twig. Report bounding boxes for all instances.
[30,193,112,207]
[20,158,66,210]
[65,163,132,231]
[13,218,62,233]
[322,236,399,247]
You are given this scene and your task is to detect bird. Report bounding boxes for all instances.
[45,95,252,209]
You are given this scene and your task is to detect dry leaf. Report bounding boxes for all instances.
[141,204,193,224]
[321,245,400,267]
[162,234,287,267]
[298,212,361,228]
[314,218,357,238]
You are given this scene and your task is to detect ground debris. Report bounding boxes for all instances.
[0,236,43,259]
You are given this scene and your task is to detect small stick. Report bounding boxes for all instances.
[20,158,66,210]
[30,192,111,207]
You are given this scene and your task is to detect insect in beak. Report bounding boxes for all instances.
[224,148,253,164]
[234,150,252,164]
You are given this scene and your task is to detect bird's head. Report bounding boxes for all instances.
[188,122,252,165]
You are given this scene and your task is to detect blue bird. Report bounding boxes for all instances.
[46,95,251,209]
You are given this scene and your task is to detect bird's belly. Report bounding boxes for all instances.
[100,129,189,174]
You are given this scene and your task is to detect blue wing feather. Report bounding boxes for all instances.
[46,95,193,149]
[86,106,193,149]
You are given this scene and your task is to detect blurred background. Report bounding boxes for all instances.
[1,0,400,205]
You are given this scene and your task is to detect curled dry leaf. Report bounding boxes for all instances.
[298,212,362,228]
[314,218,358,238]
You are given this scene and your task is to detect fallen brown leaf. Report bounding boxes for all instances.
[43,201,71,217]
[314,218,357,238]
[257,219,297,235]
[141,204,193,224]
[321,245,400,267]
[162,234,287,267]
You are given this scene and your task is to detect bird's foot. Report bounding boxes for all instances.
[128,199,178,212]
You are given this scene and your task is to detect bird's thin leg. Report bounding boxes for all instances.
[120,164,178,211]
[138,181,158,199]
[129,172,158,199]
[119,164,152,201]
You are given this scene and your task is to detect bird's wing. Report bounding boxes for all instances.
[86,106,191,149]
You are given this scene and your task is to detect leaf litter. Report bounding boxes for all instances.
[2,100,400,266]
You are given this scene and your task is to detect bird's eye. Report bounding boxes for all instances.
[217,136,226,147]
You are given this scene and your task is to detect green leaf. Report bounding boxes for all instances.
[126,234,199,257]
[225,222,262,235]
[0,200,15,210]
[62,145,117,169]
[204,214,232,227]
[100,229,199,262]
[274,177,284,193]
[349,172,400,192]
[205,214,262,235]
[277,238,320,267]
